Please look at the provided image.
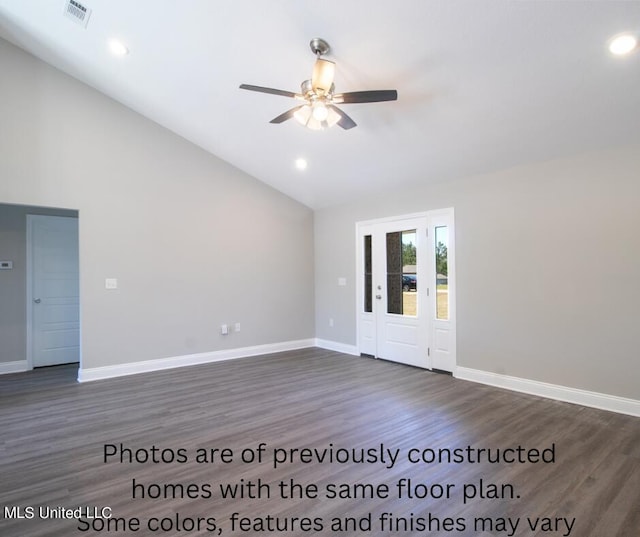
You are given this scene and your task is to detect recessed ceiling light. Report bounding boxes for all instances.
[108,39,129,57]
[295,158,308,170]
[608,34,637,56]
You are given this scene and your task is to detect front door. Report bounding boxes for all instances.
[357,210,456,372]
[358,215,429,368]
[28,215,80,368]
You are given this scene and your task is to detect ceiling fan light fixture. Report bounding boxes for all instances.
[311,101,329,121]
[294,103,340,130]
[297,108,323,130]
[294,105,312,126]
[312,59,335,94]
[306,117,324,131]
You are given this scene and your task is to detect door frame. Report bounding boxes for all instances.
[355,209,456,372]
[26,214,81,370]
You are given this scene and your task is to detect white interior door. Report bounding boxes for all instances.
[357,210,456,372]
[357,215,429,369]
[28,215,80,368]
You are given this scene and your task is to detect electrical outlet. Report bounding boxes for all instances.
[234,323,241,332]
[221,324,229,335]
[329,318,334,327]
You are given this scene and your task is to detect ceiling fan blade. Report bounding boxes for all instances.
[333,90,398,104]
[239,84,299,99]
[328,105,357,130]
[270,105,307,124]
[311,59,335,94]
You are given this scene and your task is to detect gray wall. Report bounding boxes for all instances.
[0,204,77,364]
[315,143,640,400]
[0,38,314,369]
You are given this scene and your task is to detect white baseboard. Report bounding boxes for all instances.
[77,339,315,382]
[455,366,640,417]
[0,360,29,375]
[314,338,359,356]
[20,340,640,417]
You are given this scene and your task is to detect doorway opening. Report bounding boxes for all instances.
[0,203,80,376]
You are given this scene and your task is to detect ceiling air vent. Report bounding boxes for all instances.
[63,0,92,28]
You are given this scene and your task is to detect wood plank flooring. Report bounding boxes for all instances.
[1,348,639,536]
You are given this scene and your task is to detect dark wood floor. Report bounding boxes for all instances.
[1,348,639,536]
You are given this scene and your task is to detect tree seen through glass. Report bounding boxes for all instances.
[435,226,449,320]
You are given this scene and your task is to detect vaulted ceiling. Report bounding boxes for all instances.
[1,1,639,208]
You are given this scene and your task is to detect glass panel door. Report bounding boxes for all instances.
[375,219,427,369]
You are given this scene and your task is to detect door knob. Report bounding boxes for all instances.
[376,295,382,299]
[34,298,41,303]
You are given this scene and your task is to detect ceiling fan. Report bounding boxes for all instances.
[239,38,398,130]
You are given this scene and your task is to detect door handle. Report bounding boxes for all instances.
[376,295,382,299]
[34,298,41,304]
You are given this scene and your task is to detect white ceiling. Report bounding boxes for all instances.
[1,1,639,209]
